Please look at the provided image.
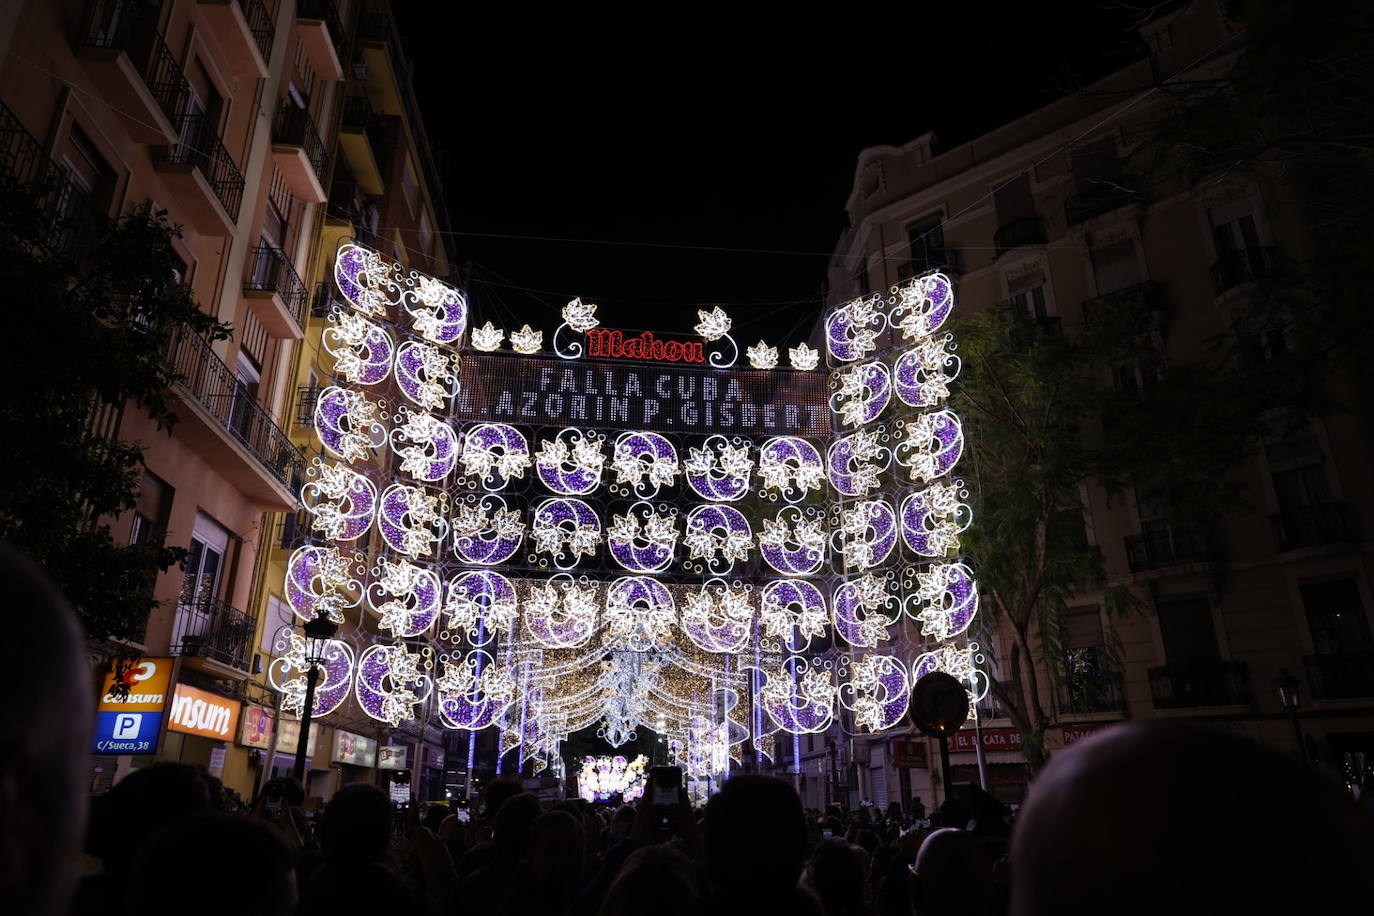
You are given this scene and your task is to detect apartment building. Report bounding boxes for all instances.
[0,0,356,797]
[801,2,1374,810]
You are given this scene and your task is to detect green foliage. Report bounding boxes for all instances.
[0,175,228,643]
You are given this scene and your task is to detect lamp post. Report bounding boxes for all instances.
[292,613,339,782]
[1274,668,1308,765]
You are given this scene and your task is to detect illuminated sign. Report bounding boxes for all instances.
[333,730,378,766]
[167,683,241,741]
[586,329,705,363]
[453,354,830,436]
[379,744,408,769]
[239,705,275,749]
[91,657,171,754]
[277,720,320,756]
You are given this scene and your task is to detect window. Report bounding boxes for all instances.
[1266,437,1330,513]
[1091,240,1142,295]
[907,219,946,264]
[1300,580,1373,656]
[1112,357,1158,397]
[1069,137,1121,193]
[230,353,261,440]
[260,594,291,656]
[1062,605,1112,701]
[57,124,117,215]
[418,211,434,255]
[854,261,870,297]
[1155,596,1220,667]
[129,472,172,548]
[1011,284,1048,319]
[1210,202,1262,258]
[179,512,231,609]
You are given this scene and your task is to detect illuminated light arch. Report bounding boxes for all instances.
[531,497,603,568]
[825,293,884,363]
[443,569,518,644]
[758,579,828,651]
[896,409,964,484]
[612,431,679,499]
[376,483,447,558]
[759,656,835,734]
[390,409,458,482]
[269,636,354,718]
[367,558,441,639]
[323,311,394,385]
[844,654,911,732]
[394,340,458,412]
[301,462,376,542]
[905,562,980,641]
[836,499,898,572]
[450,495,525,566]
[436,650,514,730]
[683,504,753,575]
[900,482,972,558]
[607,502,677,573]
[680,579,753,654]
[894,337,958,408]
[459,422,531,489]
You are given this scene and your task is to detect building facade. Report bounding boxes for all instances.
[804,2,1374,811]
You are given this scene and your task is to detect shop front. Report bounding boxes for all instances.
[164,681,245,793]
[333,729,379,788]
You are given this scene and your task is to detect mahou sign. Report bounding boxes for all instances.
[454,353,832,436]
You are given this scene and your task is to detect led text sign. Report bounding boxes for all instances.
[586,329,705,363]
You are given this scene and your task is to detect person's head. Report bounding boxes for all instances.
[130,814,295,916]
[910,828,996,916]
[528,810,585,898]
[805,839,869,916]
[483,776,524,818]
[933,797,969,830]
[92,762,213,875]
[423,801,449,833]
[0,549,91,915]
[1011,721,1374,916]
[492,791,542,860]
[609,803,636,839]
[599,844,701,916]
[852,828,879,857]
[318,783,392,867]
[704,775,807,900]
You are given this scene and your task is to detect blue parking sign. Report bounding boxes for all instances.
[92,710,163,754]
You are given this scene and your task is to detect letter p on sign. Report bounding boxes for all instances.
[113,713,142,739]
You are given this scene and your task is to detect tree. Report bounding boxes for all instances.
[955,299,1269,774]
[0,171,227,644]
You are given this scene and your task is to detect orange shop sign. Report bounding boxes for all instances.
[167,683,241,740]
[97,657,172,712]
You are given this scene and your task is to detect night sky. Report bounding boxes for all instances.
[390,3,1149,343]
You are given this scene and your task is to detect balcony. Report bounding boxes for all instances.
[1272,502,1356,552]
[1125,524,1212,573]
[166,328,303,510]
[195,0,273,78]
[296,383,324,427]
[356,11,403,117]
[1056,672,1124,715]
[77,0,191,143]
[993,216,1046,256]
[271,103,329,203]
[172,596,257,675]
[276,508,312,551]
[1081,280,1165,325]
[1065,176,1144,225]
[896,249,961,280]
[1304,653,1374,700]
[311,281,346,319]
[244,244,308,338]
[154,114,244,235]
[295,0,345,81]
[1210,246,1281,294]
[0,103,104,261]
[1148,661,1252,708]
[339,91,385,195]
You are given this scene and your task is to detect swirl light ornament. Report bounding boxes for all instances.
[612,431,679,498]
[367,558,441,639]
[389,409,458,482]
[832,573,898,648]
[443,570,518,642]
[894,337,958,408]
[603,576,676,651]
[695,307,739,368]
[844,654,911,732]
[913,642,990,714]
[757,436,825,500]
[896,410,964,484]
[759,507,826,576]
[450,495,525,566]
[333,242,395,317]
[536,429,605,495]
[684,436,753,502]
[523,575,598,648]
[905,562,979,641]
[837,499,898,572]
[323,311,394,385]
[827,429,888,498]
[553,297,599,359]
[356,643,432,727]
[377,483,447,558]
[607,502,678,573]
[891,271,954,341]
[395,340,458,411]
[405,273,468,345]
[301,462,376,541]
[269,635,355,718]
[759,579,828,650]
[680,579,753,653]
[832,362,892,427]
[531,497,603,566]
[285,546,361,623]
[760,657,834,734]
[313,386,386,462]
[436,650,514,729]
[684,504,753,574]
[825,293,884,363]
[460,423,531,489]
[900,482,971,558]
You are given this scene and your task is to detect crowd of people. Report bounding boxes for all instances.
[8,549,1374,916]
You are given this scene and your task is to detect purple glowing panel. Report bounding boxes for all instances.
[893,344,956,409]
[309,640,355,717]
[395,340,453,411]
[833,362,891,427]
[759,508,825,576]
[461,423,530,488]
[354,644,426,725]
[438,683,508,730]
[377,484,441,557]
[613,431,679,497]
[448,570,516,629]
[537,433,603,495]
[532,497,602,566]
[827,431,884,498]
[312,387,350,458]
[685,503,753,572]
[762,657,833,734]
[832,578,895,648]
[845,500,897,570]
[826,296,881,363]
[895,271,954,340]
[607,512,675,572]
[900,488,964,558]
[404,278,468,345]
[367,565,441,639]
[858,655,911,731]
[284,546,352,621]
[451,502,524,566]
[758,436,824,500]
[326,318,394,386]
[524,579,597,648]
[392,414,458,482]
[759,579,827,651]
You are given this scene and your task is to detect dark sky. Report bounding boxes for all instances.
[391,3,1149,342]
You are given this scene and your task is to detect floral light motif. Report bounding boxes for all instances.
[536,429,605,495]
[695,306,732,341]
[323,311,394,385]
[563,297,599,333]
[838,499,898,571]
[405,274,468,345]
[827,429,887,498]
[436,651,515,730]
[510,324,543,354]
[524,576,598,648]
[685,436,753,501]
[900,482,971,557]
[450,496,525,566]
[471,321,504,351]
[757,436,825,499]
[269,636,354,718]
[760,657,835,734]
[531,497,603,565]
[301,462,377,541]
[284,546,361,623]
[898,410,964,483]
[891,271,954,341]
[367,558,441,638]
[759,508,826,576]
[747,340,779,369]
[444,570,518,640]
[356,643,432,727]
[825,294,884,362]
[603,577,676,652]
[460,423,531,488]
[833,362,892,427]
[789,341,819,371]
[894,337,957,408]
[395,341,458,411]
[847,654,910,732]
[684,504,754,572]
[913,642,990,718]
[680,580,753,653]
[832,573,897,647]
[907,562,979,641]
[313,386,386,462]
[612,431,678,498]
[607,504,678,573]
[333,243,394,317]
[390,410,458,482]
[377,484,446,557]
[759,579,828,650]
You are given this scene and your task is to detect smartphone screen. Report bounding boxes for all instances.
[649,766,682,810]
[265,796,283,817]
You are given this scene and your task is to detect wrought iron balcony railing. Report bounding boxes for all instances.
[1304,653,1374,700]
[341,91,374,131]
[239,0,276,63]
[0,103,104,261]
[1210,246,1281,294]
[1125,524,1212,573]
[171,596,257,671]
[993,216,1046,255]
[1272,502,1356,552]
[298,0,345,60]
[1148,661,1251,708]
[161,113,245,220]
[167,328,304,487]
[296,383,323,427]
[273,103,329,185]
[244,244,308,329]
[80,0,191,127]
[1056,671,1125,715]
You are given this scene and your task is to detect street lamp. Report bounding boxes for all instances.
[1274,668,1308,765]
[292,612,339,782]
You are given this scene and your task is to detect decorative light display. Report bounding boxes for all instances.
[280,243,982,784]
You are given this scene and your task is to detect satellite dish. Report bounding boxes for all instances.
[909,671,969,739]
